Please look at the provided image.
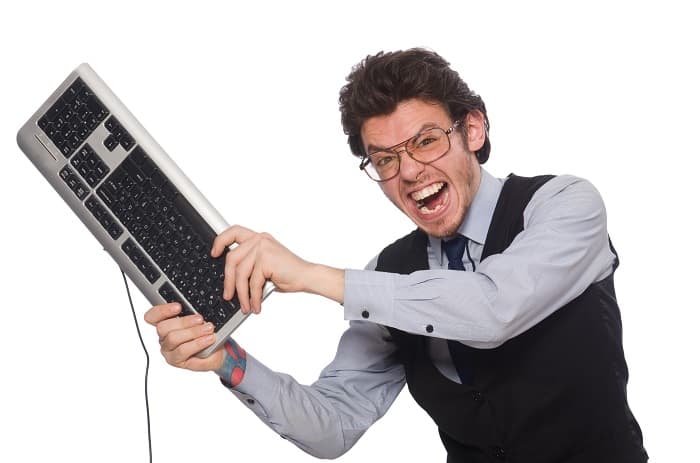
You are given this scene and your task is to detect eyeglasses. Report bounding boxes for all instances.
[359,120,462,182]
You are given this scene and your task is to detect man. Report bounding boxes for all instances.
[145,48,647,462]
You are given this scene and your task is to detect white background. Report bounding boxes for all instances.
[1,1,697,461]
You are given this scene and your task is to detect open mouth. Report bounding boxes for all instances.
[411,182,448,214]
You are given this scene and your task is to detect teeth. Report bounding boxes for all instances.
[411,182,445,201]
[418,190,449,214]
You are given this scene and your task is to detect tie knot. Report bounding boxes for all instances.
[442,235,468,271]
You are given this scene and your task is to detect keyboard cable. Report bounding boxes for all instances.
[121,269,153,463]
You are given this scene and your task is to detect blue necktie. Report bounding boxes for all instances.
[442,235,474,385]
[443,235,468,271]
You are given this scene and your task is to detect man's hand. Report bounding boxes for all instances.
[144,303,225,372]
[211,225,345,314]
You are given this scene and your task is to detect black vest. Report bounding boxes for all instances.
[376,175,647,463]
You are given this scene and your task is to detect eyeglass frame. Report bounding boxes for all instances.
[358,120,463,182]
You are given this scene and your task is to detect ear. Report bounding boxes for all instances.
[463,110,486,153]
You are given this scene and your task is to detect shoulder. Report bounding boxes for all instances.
[524,174,607,225]
[528,174,604,205]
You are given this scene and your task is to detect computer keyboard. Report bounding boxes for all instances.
[18,64,271,356]
[46,80,238,330]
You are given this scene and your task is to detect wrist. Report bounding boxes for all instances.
[303,263,345,304]
[215,339,247,388]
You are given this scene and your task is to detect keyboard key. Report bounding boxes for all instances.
[120,134,135,151]
[105,116,118,132]
[103,134,119,151]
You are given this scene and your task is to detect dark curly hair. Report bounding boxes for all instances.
[339,48,490,163]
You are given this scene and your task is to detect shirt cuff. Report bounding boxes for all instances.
[343,269,397,326]
[217,353,278,420]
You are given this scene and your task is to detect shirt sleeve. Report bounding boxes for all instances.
[218,319,405,459]
[343,175,618,348]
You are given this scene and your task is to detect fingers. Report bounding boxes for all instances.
[144,302,182,325]
[217,227,274,314]
[147,307,220,371]
[160,322,216,365]
[249,264,267,314]
[223,237,256,302]
[212,225,288,314]
[144,303,212,367]
[232,245,258,314]
[211,224,255,257]
[155,312,204,341]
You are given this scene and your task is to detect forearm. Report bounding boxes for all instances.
[301,263,345,304]
[214,322,404,458]
[218,355,348,458]
[344,268,503,345]
[343,176,617,347]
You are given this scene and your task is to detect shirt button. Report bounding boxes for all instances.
[425,324,434,333]
[361,310,370,319]
[246,398,256,406]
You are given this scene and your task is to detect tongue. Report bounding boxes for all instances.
[421,187,444,210]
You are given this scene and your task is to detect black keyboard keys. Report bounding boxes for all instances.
[158,282,195,316]
[71,143,110,187]
[98,146,240,329]
[59,165,89,200]
[39,78,108,158]
[85,195,123,239]
[122,238,160,283]
[104,115,135,151]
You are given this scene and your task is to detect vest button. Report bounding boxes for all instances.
[490,446,507,460]
[471,391,485,404]
[361,310,370,319]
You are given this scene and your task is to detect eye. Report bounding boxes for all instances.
[414,133,439,149]
[371,152,398,169]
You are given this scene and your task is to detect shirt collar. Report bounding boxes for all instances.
[428,168,503,265]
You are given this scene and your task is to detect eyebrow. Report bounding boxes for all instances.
[366,122,441,154]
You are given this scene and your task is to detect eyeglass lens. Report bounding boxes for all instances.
[365,127,450,180]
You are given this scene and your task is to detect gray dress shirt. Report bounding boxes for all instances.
[220,168,618,458]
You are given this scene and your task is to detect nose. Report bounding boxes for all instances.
[398,149,426,182]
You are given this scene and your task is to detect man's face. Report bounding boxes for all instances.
[361,99,484,238]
